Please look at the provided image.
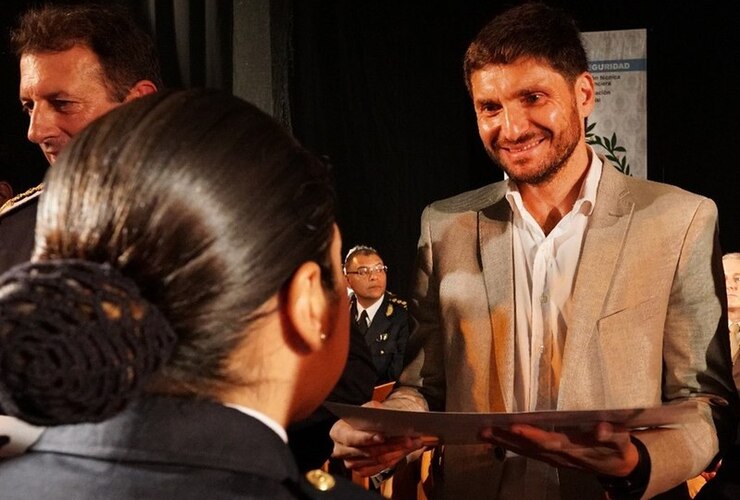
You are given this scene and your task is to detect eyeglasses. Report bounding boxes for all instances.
[346,265,388,277]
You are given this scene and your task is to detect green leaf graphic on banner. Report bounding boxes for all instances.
[586,122,631,176]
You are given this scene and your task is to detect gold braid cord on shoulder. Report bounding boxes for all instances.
[0,183,44,216]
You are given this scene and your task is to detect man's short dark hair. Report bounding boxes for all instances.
[11,3,163,102]
[463,2,588,92]
[344,245,380,271]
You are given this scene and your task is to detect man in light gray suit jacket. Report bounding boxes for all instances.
[331,4,738,499]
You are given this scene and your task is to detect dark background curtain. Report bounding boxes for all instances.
[3,0,739,300]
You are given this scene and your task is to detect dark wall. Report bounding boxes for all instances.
[289,1,740,298]
[1,1,48,193]
[3,1,738,299]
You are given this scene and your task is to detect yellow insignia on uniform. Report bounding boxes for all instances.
[305,469,336,491]
[386,303,394,316]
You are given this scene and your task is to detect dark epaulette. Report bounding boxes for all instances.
[387,294,408,310]
[0,184,43,218]
[384,293,408,317]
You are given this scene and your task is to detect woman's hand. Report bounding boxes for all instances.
[329,401,425,476]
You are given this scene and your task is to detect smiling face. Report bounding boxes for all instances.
[20,45,122,164]
[470,57,594,186]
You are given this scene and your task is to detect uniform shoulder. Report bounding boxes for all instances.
[385,294,409,320]
[387,293,408,310]
[0,184,43,219]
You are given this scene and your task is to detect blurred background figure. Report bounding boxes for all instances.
[0,89,375,500]
[344,245,410,384]
[693,253,740,498]
[723,253,740,370]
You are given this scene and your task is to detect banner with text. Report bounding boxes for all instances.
[582,29,647,179]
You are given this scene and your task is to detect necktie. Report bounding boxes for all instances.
[730,322,740,361]
[357,310,369,334]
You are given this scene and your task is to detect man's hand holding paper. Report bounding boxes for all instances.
[480,421,639,477]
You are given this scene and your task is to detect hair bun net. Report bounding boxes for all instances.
[0,260,176,425]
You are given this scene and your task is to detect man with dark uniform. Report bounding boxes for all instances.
[0,184,42,273]
[0,3,161,274]
[344,245,410,384]
[0,1,161,459]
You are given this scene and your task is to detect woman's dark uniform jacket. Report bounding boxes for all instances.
[0,396,379,499]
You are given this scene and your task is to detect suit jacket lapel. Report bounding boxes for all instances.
[560,163,634,407]
[478,190,516,412]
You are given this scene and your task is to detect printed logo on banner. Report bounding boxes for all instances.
[582,30,647,179]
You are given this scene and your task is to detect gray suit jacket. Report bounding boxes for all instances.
[391,163,737,499]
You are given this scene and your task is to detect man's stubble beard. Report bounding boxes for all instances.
[485,104,583,186]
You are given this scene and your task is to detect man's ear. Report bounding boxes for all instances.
[124,80,158,102]
[574,71,596,119]
[284,261,327,352]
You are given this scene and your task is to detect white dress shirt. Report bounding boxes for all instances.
[505,151,603,411]
[356,295,384,325]
[224,403,288,443]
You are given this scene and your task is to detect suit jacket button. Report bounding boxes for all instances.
[493,446,506,461]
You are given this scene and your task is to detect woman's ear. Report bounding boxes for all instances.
[284,261,327,352]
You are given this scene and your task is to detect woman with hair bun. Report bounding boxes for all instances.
[0,89,377,499]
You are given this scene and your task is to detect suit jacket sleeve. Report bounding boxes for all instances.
[638,198,739,498]
[386,205,440,412]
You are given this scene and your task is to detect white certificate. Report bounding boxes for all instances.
[325,399,702,445]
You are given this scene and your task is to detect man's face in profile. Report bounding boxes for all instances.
[19,44,121,164]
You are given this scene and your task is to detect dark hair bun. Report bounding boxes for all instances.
[0,260,176,425]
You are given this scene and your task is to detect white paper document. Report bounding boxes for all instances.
[325,399,701,445]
